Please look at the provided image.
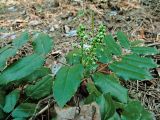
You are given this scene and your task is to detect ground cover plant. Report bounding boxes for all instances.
[0,24,159,119]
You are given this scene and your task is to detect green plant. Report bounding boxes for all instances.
[0,25,159,119]
[0,31,54,119]
[53,24,159,119]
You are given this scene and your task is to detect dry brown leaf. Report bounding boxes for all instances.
[88,4,103,16]
[139,27,145,39]
[119,1,141,10]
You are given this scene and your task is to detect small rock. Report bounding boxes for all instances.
[157,33,160,41]
[156,68,160,76]
[55,102,101,120]
[29,20,41,26]
[109,11,117,16]
[51,56,66,76]
[20,10,26,15]
[65,30,77,37]
[0,33,16,39]
[54,24,59,29]
[64,25,70,33]
[50,26,55,32]
[8,6,17,12]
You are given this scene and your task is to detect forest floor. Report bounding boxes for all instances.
[0,0,160,119]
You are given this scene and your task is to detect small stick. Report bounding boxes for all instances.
[57,60,70,66]
[97,64,108,72]
[29,95,53,120]
[147,42,160,47]
[36,100,54,117]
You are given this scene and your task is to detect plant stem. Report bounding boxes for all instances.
[91,10,94,37]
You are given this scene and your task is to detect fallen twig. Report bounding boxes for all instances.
[29,95,54,120]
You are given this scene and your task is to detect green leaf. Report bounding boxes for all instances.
[85,83,101,104]
[53,64,84,107]
[0,89,5,119]
[92,73,128,103]
[104,35,122,55]
[0,47,17,71]
[109,60,153,80]
[87,82,101,96]
[131,46,159,55]
[96,93,115,119]
[95,44,112,63]
[121,101,155,120]
[3,89,20,113]
[0,45,12,54]
[130,40,144,47]
[13,118,26,120]
[108,112,121,120]
[85,93,98,104]
[12,67,51,86]
[122,54,157,69]
[0,54,45,85]
[117,31,130,49]
[33,33,53,55]
[12,103,36,118]
[23,67,51,83]
[0,108,5,119]
[66,49,82,65]
[25,75,53,99]
[12,32,29,48]
[113,101,125,110]
[0,89,5,109]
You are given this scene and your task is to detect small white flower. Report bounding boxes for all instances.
[83,44,91,50]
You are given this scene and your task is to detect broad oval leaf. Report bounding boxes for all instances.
[117,31,130,49]
[22,67,51,83]
[33,33,53,55]
[104,35,122,55]
[96,93,115,119]
[121,54,157,69]
[12,67,51,86]
[109,60,153,80]
[0,54,45,85]
[53,64,84,107]
[0,47,17,71]
[25,75,53,99]
[12,32,29,48]
[93,73,128,103]
[121,101,155,120]
[131,46,159,55]
[12,103,36,118]
[3,89,20,113]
